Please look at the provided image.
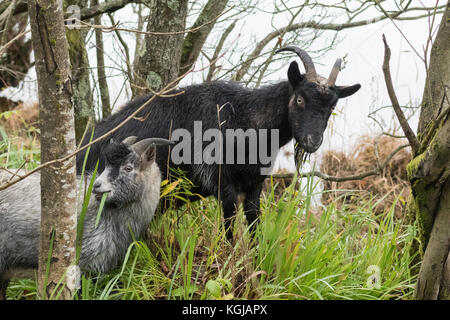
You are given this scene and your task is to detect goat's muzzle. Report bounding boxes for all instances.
[303,134,323,153]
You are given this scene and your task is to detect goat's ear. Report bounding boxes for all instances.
[142,143,156,164]
[336,84,361,98]
[130,139,155,164]
[131,138,174,167]
[287,61,304,88]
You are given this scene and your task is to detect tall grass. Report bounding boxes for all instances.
[0,127,40,171]
[1,132,419,300]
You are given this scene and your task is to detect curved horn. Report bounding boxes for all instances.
[276,46,317,82]
[131,138,175,155]
[121,136,138,146]
[327,58,341,86]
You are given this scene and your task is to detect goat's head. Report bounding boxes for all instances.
[93,136,174,206]
[277,46,361,153]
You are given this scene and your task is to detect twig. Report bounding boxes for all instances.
[234,5,445,81]
[382,132,406,139]
[0,28,29,55]
[374,134,382,170]
[375,0,425,62]
[0,0,18,47]
[107,13,133,89]
[272,144,410,182]
[76,6,234,36]
[382,34,420,156]
[7,158,28,182]
[206,19,237,82]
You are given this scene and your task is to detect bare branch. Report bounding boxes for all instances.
[382,34,420,155]
[77,6,234,37]
[0,0,18,47]
[107,13,134,97]
[79,0,142,21]
[0,28,29,55]
[0,0,27,18]
[1,0,139,21]
[272,144,410,182]
[179,0,230,76]
[234,6,445,81]
[206,19,237,81]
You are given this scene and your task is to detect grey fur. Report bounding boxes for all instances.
[0,137,172,299]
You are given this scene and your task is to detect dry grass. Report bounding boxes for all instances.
[0,102,39,140]
[320,134,411,218]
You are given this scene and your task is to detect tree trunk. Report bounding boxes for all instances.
[92,0,111,118]
[65,0,94,143]
[28,0,78,300]
[178,0,229,76]
[132,0,188,95]
[411,4,450,300]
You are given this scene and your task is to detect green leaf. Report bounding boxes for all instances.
[95,192,108,228]
[205,280,222,298]
[76,160,99,263]
[160,179,180,198]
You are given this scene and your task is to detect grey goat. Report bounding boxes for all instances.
[0,136,173,299]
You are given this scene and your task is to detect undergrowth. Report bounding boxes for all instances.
[1,130,419,300]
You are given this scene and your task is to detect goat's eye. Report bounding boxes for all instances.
[124,165,133,172]
[296,97,303,105]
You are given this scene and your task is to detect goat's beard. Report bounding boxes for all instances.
[294,140,310,169]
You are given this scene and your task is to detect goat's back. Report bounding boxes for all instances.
[76,81,287,197]
[0,172,41,276]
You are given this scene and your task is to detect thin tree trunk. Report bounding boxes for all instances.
[66,0,94,143]
[133,3,145,74]
[415,179,450,299]
[132,0,188,95]
[28,0,78,300]
[411,4,450,300]
[179,0,229,76]
[92,0,111,118]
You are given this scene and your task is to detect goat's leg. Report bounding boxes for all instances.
[220,185,238,241]
[0,258,7,300]
[243,184,262,236]
[0,278,9,300]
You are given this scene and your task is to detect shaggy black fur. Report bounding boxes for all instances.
[76,61,360,239]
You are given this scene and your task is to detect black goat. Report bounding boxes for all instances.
[77,46,361,239]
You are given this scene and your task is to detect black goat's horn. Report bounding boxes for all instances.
[276,46,317,82]
[131,138,175,155]
[327,58,341,86]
